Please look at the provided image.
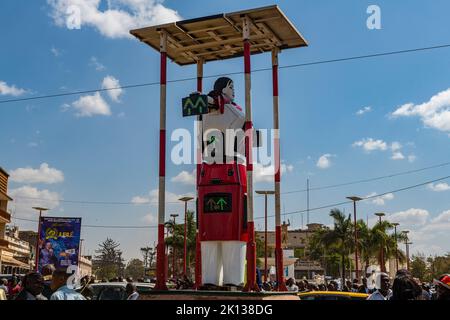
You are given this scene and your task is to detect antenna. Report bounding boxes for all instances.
[307,178,310,225]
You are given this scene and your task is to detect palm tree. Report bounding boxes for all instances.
[324,209,355,285]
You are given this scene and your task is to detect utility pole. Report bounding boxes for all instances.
[32,207,48,271]
[170,213,179,279]
[347,196,362,281]
[375,212,386,272]
[255,190,275,283]
[179,197,194,277]
[392,223,400,273]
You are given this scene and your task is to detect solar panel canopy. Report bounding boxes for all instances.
[130,5,308,66]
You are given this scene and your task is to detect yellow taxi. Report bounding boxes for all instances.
[298,291,369,300]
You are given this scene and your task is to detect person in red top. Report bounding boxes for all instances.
[434,274,450,300]
[7,276,21,299]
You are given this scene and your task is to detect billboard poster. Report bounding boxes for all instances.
[38,217,82,272]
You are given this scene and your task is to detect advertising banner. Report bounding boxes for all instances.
[38,217,82,272]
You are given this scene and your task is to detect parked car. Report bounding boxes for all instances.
[88,282,155,300]
[298,291,369,301]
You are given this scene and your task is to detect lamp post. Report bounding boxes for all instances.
[32,207,49,271]
[170,213,179,279]
[392,223,399,273]
[402,230,410,271]
[375,212,386,272]
[346,196,362,281]
[406,242,412,271]
[179,197,194,277]
[256,190,275,283]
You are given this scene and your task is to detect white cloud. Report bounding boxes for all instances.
[10,163,64,184]
[9,186,61,218]
[408,155,416,163]
[102,75,123,102]
[0,80,27,96]
[316,154,334,169]
[254,163,294,183]
[72,92,111,117]
[47,0,181,39]
[171,170,195,185]
[388,208,429,226]
[353,138,388,152]
[391,87,450,134]
[356,106,372,116]
[427,182,450,192]
[353,139,409,161]
[51,46,61,57]
[90,56,106,71]
[366,192,394,206]
[131,189,194,205]
[142,212,157,224]
[391,152,405,160]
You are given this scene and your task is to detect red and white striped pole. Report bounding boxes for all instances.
[155,30,168,291]
[242,16,258,292]
[272,48,288,291]
[194,59,203,289]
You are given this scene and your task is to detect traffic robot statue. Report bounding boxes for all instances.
[184,77,249,286]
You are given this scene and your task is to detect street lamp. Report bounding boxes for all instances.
[32,207,49,271]
[406,242,413,271]
[170,213,179,279]
[346,196,362,281]
[392,223,399,272]
[402,230,410,271]
[375,212,386,272]
[179,196,194,277]
[256,190,275,283]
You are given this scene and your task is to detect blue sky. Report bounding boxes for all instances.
[1,0,450,261]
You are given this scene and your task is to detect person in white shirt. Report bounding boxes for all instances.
[286,278,299,292]
[126,283,139,300]
[367,273,392,300]
[50,268,86,300]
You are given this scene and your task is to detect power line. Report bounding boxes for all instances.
[254,174,450,221]
[11,160,450,205]
[11,216,157,229]
[11,174,450,229]
[11,196,184,206]
[1,43,450,105]
[282,160,450,195]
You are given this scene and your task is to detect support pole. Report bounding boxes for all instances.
[194,59,204,289]
[35,211,42,271]
[242,16,259,292]
[155,30,168,291]
[272,48,288,291]
[183,201,187,276]
[264,193,268,283]
[353,200,359,280]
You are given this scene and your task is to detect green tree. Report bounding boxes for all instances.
[165,211,196,277]
[93,238,125,280]
[410,254,428,280]
[125,258,145,279]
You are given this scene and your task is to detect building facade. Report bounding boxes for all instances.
[256,223,325,280]
[0,167,30,274]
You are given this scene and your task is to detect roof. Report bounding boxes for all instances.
[0,167,9,177]
[130,5,308,66]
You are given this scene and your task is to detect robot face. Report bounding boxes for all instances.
[222,80,235,101]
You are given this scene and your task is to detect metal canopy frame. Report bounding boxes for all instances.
[130,5,307,65]
[130,5,308,293]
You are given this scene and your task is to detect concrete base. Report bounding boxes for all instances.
[140,290,299,300]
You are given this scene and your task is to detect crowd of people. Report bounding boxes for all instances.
[280,270,450,300]
[0,267,140,300]
[1,268,449,301]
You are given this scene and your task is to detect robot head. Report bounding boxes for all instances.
[214,77,234,102]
